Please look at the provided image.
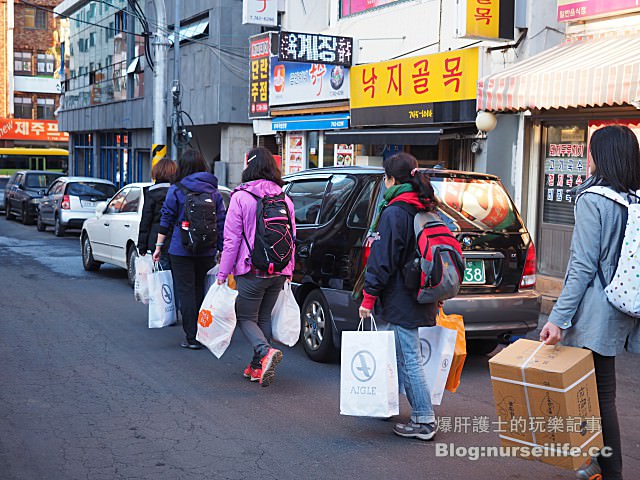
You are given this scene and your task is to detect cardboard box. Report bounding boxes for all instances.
[488,339,603,470]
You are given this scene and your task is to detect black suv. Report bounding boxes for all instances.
[283,167,540,362]
[4,170,63,225]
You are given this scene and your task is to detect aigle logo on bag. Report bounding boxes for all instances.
[198,310,213,328]
[349,350,377,396]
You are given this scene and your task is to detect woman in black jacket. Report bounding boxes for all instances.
[137,158,177,269]
[359,152,439,441]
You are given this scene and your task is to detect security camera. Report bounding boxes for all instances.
[470,141,483,154]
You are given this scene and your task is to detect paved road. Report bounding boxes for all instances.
[1,218,639,480]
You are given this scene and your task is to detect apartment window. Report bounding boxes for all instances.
[115,10,127,33]
[89,32,96,47]
[37,98,56,120]
[24,7,47,29]
[37,54,55,75]
[14,52,32,75]
[14,97,33,119]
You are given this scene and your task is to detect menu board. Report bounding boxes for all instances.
[286,133,306,174]
[542,126,588,226]
[334,144,355,166]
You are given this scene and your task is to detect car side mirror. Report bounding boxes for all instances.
[95,201,107,216]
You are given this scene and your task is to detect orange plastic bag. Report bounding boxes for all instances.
[436,308,466,393]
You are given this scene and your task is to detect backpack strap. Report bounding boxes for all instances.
[581,186,629,207]
[175,182,190,195]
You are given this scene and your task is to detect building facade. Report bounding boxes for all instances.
[55,0,260,187]
[1,0,69,153]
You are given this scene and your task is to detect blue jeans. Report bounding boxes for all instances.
[389,323,435,424]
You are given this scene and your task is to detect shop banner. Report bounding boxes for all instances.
[557,0,640,22]
[242,0,277,26]
[341,0,405,17]
[279,31,353,66]
[285,133,306,174]
[460,0,515,40]
[0,119,69,142]
[350,48,479,126]
[270,58,350,106]
[272,113,349,132]
[249,33,274,119]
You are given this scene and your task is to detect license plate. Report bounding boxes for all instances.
[82,200,96,208]
[463,259,486,285]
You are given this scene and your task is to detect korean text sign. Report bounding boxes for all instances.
[350,48,479,126]
[557,0,640,22]
[279,31,353,66]
[341,0,404,17]
[0,119,69,142]
[463,0,515,40]
[242,0,277,26]
[270,59,350,106]
[249,33,272,118]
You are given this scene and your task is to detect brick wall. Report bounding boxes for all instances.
[0,0,7,119]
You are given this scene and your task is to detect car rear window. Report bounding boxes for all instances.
[430,177,523,233]
[67,182,116,199]
[26,174,61,188]
[319,175,356,224]
[287,179,329,225]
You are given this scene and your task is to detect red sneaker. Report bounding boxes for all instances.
[242,364,261,382]
[259,348,283,387]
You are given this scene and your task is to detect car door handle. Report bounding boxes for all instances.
[298,245,311,258]
[124,224,130,228]
[104,222,110,227]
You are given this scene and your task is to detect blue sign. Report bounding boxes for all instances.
[272,113,350,132]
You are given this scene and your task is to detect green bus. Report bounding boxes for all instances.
[0,147,69,176]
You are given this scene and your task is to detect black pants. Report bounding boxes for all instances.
[170,255,215,344]
[593,352,622,480]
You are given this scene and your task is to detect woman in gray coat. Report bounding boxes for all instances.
[540,125,640,480]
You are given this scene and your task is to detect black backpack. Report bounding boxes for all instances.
[176,182,218,254]
[243,191,294,274]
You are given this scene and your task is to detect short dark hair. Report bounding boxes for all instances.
[383,152,438,210]
[176,149,208,182]
[590,125,640,192]
[242,147,283,186]
[151,158,177,184]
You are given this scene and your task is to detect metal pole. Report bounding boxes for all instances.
[171,0,182,161]
[151,0,168,170]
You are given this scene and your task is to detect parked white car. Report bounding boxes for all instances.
[81,182,152,285]
[81,183,232,286]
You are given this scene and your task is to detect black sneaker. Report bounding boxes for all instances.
[393,421,437,441]
[180,341,203,350]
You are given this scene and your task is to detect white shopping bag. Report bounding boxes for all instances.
[271,282,300,347]
[204,264,219,295]
[148,264,176,328]
[416,325,457,406]
[196,281,238,358]
[340,317,399,417]
[134,255,153,304]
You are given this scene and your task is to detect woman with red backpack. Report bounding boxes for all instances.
[217,147,296,387]
[359,152,440,441]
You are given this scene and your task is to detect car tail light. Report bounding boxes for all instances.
[520,243,536,289]
[61,195,70,210]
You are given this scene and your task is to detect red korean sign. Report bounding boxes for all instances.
[249,33,273,119]
[0,119,69,142]
[557,0,640,22]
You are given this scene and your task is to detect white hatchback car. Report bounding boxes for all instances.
[81,183,232,286]
[81,182,152,285]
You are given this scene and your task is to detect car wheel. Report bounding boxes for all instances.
[467,339,499,356]
[82,234,102,271]
[127,246,137,288]
[21,204,33,225]
[54,216,65,237]
[36,213,46,232]
[301,289,335,362]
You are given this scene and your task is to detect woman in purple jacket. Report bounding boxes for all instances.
[153,149,226,350]
[217,147,296,387]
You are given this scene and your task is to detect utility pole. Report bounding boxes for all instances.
[171,0,182,162]
[151,0,168,170]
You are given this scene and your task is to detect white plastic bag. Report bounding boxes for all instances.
[271,282,300,347]
[340,316,399,417]
[134,255,153,304]
[204,264,219,295]
[416,325,457,405]
[148,264,177,328]
[197,281,238,358]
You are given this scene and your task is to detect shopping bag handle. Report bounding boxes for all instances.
[357,314,378,332]
[153,261,165,272]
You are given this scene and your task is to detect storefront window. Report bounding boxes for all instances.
[542,125,588,226]
[308,131,319,169]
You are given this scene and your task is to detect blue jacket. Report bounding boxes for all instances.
[548,185,640,356]
[159,172,226,257]
[364,199,438,329]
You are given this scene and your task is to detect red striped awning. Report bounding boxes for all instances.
[477,35,640,112]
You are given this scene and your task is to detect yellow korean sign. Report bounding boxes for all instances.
[462,0,514,41]
[351,48,479,109]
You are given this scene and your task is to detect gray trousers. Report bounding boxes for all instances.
[235,274,286,368]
